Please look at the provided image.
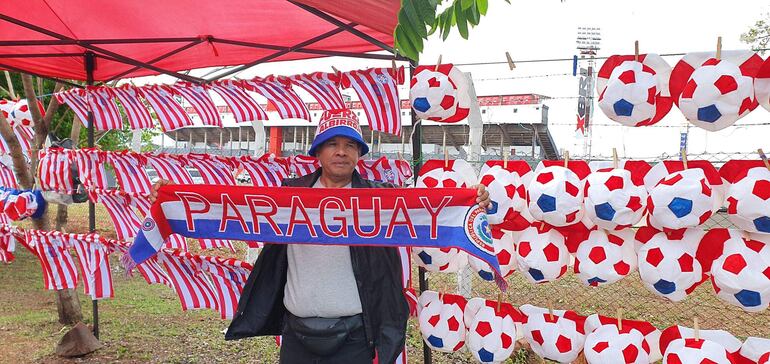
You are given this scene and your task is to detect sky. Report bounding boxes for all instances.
[138,0,770,160]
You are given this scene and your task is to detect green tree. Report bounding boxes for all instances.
[741,12,770,54]
[394,0,508,61]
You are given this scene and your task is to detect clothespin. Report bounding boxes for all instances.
[392,59,398,76]
[616,308,623,331]
[505,51,516,70]
[759,149,770,171]
[693,317,700,342]
[434,55,442,72]
[503,146,509,169]
[547,301,555,321]
[563,150,570,168]
[716,36,722,60]
[497,292,503,312]
[612,147,619,169]
[634,41,640,62]
[331,66,341,79]
[681,148,688,170]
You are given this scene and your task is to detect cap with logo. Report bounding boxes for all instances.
[308,109,369,157]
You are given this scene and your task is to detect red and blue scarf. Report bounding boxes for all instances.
[128,185,503,282]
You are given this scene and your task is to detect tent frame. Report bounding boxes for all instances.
[1,3,426,360]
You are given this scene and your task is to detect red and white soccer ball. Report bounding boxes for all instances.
[637,228,706,302]
[574,229,637,287]
[410,69,459,122]
[519,305,586,363]
[463,298,518,363]
[9,99,44,128]
[416,160,476,189]
[4,191,39,221]
[417,291,467,353]
[663,338,733,364]
[478,165,517,225]
[647,169,719,232]
[0,99,14,121]
[584,325,650,364]
[515,225,569,284]
[740,337,770,364]
[413,247,468,273]
[528,166,585,227]
[725,167,770,234]
[598,61,659,127]
[710,229,770,313]
[584,168,648,230]
[469,228,516,280]
[678,58,755,132]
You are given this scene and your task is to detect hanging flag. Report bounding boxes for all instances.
[180,153,236,186]
[106,151,153,194]
[157,250,219,311]
[27,230,79,290]
[146,154,194,184]
[86,86,123,130]
[236,154,290,187]
[109,239,173,287]
[91,189,143,240]
[73,148,109,189]
[0,161,18,189]
[288,154,320,177]
[55,88,90,126]
[341,67,405,136]
[289,72,347,111]
[198,255,252,319]
[138,85,194,131]
[0,225,15,263]
[69,233,114,300]
[357,156,400,185]
[112,84,154,129]
[244,75,311,121]
[209,80,267,123]
[128,184,503,284]
[37,147,75,193]
[170,82,222,127]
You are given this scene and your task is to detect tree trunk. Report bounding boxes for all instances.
[20,75,82,325]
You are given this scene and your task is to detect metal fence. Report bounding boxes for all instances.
[422,150,770,346]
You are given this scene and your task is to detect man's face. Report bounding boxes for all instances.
[316,136,361,179]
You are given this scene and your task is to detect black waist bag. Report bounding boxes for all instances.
[286,314,364,357]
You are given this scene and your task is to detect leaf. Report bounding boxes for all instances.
[477,0,488,15]
[441,11,453,40]
[394,26,419,61]
[460,0,474,10]
[414,0,436,25]
[467,2,480,26]
[402,0,428,39]
[455,3,469,39]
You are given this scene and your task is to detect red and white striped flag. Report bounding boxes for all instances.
[69,233,114,300]
[0,162,18,189]
[394,159,413,187]
[86,86,123,130]
[112,84,153,129]
[244,76,310,121]
[91,189,143,240]
[181,153,236,185]
[289,72,347,111]
[146,153,194,184]
[0,225,15,263]
[158,250,219,312]
[288,154,319,177]
[138,85,193,131]
[236,154,290,187]
[108,239,172,287]
[55,88,89,125]
[27,230,79,290]
[128,191,188,252]
[73,148,109,189]
[356,156,400,185]
[37,147,74,193]
[198,255,252,319]
[209,80,267,123]
[170,82,222,127]
[0,125,35,155]
[341,67,405,135]
[107,151,153,194]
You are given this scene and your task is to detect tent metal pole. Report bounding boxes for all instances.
[105,40,205,82]
[211,37,410,61]
[84,51,99,341]
[0,37,200,46]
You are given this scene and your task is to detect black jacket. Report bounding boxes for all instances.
[225,169,409,364]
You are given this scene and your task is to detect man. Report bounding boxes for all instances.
[223,109,489,363]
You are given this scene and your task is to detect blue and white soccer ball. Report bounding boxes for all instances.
[574,229,637,287]
[725,167,770,234]
[413,247,468,273]
[710,230,770,313]
[637,228,706,302]
[515,225,569,284]
[527,166,585,227]
[678,58,755,132]
[647,169,719,232]
[598,61,659,127]
[417,291,466,352]
[584,168,648,230]
[468,228,517,280]
[410,69,458,121]
[463,298,518,363]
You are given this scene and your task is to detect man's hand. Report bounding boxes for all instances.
[149,179,172,203]
[472,184,491,210]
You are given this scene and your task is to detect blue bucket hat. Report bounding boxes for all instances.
[308,109,369,157]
